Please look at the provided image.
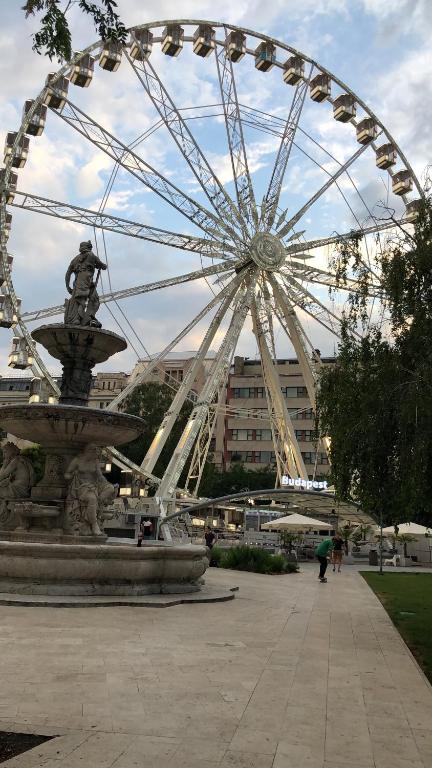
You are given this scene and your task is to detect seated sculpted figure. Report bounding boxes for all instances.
[65,444,118,536]
[0,442,35,499]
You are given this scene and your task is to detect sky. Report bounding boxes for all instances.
[0,0,431,376]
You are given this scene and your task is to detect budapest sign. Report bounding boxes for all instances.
[281,476,328,490]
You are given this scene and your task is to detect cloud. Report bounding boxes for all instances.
[0,2,427,380]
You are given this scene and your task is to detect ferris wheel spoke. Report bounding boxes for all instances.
[156,273,257,509]
[214,30,259,231]
[106,271,246,412]
[285,219,403,257]
[11,190,234,260]
[22,262,233,323]
[276,141,373,240]
[51,98,237,242]
[140,278,244,475]
[270,276,320,409]
[257,282,277,360]
[251,299,307,482]
[287,275,362,340]
[126,45,244,235]
[261,67,312,230]
[287,261,382,296]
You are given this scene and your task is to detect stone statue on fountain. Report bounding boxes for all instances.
[65,444,118,537]
[64,240,107,328]
[0,442,35,501]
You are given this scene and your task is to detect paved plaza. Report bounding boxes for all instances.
[0,565,431,767]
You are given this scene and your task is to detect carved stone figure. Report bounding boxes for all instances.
[0,442,35,500]
[64,241,107,328]
[65,444,118,536]
[0,442,35,529]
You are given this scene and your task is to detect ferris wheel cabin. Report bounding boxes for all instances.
[0,296,19,329]
[8,336,33,370]
[356,118,379,145]
[193,25,215,57]
[310,73,331,102]
[23,101,47,137]
[129,29,153,61]
[0,169,17,204]
[283,56,305,85]
[255,42,276,72]
[45,74,69,110]
[333,94,356,122]
[0,255,13,287]
[226,31,246,62]
[161,25,184,57]
[375,143,397,169]
[405,198,422,222]
[70,54,95,87]
[3,133,29,169]
[392,170,413,196]
[99,42,122,71]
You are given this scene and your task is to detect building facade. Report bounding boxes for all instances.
[0,352,332,481]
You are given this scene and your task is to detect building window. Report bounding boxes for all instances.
[232,387,265,398]
[318,452,330,465]
[295,429,315,442]
[302,451,316,464]
[256,429,272,441]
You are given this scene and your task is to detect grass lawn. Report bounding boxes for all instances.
[361,572,432,684]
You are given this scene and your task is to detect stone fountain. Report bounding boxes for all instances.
[0,241,207,596]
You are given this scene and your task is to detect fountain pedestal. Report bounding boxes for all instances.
[0,242,208,596]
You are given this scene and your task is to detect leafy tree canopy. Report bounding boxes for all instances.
[120,381,193,483]
[316,195,432,528]
[22,0,127,62]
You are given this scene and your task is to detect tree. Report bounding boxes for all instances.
[22,0,127,62]
[198,461,276,498]
[120,382,193,483]
[316,195,432,528]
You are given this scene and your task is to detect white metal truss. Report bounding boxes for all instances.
[22,262,234,322]
[126,43,244,235]
[261,66,312,230]
[51,96,238,243]
[106,277,243,413]
[156,274,257,510]
[251,298,307,483]
[11,190,231,259]
[140,277,242,474]
[215,28,259,231]
[0,19,423,513]
[184,380,226,496]
[277,141,376,240]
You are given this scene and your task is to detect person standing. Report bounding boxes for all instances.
[204,526,216,550]
[315,537,334,582]
[332,532,344,572]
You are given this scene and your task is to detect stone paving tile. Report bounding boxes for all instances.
[0,566,431,768]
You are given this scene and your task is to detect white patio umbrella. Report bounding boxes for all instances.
[261,513,332,531]
[381,522,431,537]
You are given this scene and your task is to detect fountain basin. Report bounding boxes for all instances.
[0,404,143,446]
[0,541,208,595]
[32,324,127,364]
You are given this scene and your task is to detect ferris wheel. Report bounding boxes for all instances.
[0,20,423,505]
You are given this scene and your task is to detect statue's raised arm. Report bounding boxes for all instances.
[64,241,107,328]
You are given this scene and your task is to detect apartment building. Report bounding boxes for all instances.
[213,355,333,480]
[0,352,332,481]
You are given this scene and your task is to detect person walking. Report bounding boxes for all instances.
[332,532,344,572]
[315,537,334,582]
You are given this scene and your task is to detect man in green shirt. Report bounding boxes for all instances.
[315,538,334,582]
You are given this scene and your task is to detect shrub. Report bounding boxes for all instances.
[218,545,298,574]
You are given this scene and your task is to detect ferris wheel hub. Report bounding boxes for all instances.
[250,232,285,271]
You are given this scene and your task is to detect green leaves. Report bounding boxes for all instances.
[317,196,432,527]
[23,0,127,62]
